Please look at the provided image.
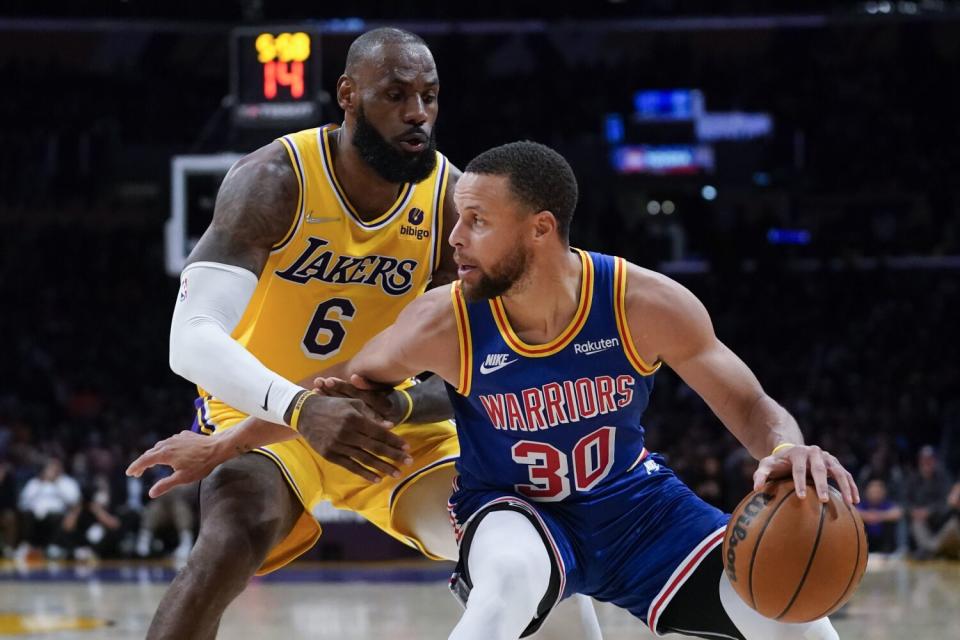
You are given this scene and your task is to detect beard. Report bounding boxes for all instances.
[353,105,437,184]
[461,242,530,303]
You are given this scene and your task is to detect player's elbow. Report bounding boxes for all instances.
[168,332,193,380]
[168,318,211,382]
[168,345,188,379]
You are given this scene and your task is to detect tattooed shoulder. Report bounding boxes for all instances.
[185,141,300,276]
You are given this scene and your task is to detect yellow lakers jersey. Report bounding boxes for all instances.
[198,124,449,430]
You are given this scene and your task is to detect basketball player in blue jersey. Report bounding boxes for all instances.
[128,30,602,640]
[308,141,859,639]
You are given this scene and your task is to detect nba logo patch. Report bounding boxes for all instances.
[643,459,660,475]
[408,207,425,225]
[179,277,188,302]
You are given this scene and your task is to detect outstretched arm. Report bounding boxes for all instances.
[127,366,399,494]
[198,369,456,487]
[317,373,454,423]
[623,263,859,504]
[348,285,462,388]
[206,287,461,483]
[128,286,461,495]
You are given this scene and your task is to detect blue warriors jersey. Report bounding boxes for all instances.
[445,250,730,632]
[447,250,661,501]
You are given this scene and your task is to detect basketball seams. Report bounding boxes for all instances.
[810,497,866,620]
[747,487,795,611]
[774,501,827,620]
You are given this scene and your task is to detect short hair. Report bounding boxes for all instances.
[465,141,578,239]
[345,27,428,75]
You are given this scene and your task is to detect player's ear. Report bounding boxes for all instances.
[336,75,356,112]
[532,210,557,240]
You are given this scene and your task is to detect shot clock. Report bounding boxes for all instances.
[231,27,322,128]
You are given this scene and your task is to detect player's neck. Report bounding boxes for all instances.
[499,247,582,345]
[329,126,406,221]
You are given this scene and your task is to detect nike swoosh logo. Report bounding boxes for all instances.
[305,212,340,223]
[261,381,273,411]
[479,359,518,375]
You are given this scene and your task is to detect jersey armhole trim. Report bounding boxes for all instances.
[614,257,661,376]
[432,153,450,272]
[451,282,473,396]
[273,136,306,252]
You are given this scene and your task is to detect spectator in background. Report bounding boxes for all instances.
[0,460,17,557]
[857,441,906,502]
[135,478,196,561]
[16,457,80,560]
[722,449,758,513]
[111,460,147,557]
[62,472,128,560]
[906,445,959,559]
[857,478,904,553]
[915,481,960,559]
[689,455,724,509]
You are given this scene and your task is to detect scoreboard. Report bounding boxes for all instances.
[231,27,322,128]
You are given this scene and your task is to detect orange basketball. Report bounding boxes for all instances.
[722,479,868,623]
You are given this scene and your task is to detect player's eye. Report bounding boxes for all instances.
[423,93,437,104]
[386,91,403,101]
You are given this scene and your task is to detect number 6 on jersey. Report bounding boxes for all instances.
[303,297,355,358]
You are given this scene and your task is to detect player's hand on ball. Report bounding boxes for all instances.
[126,430,224,498]
[297,392,412,484]
[752,444,860,505]
[312,376,408,424]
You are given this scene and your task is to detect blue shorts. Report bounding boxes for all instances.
[447,454,729,635]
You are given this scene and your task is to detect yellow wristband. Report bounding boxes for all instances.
[289,390,317,431]
[396,388,414,424]
[772,442,796,456]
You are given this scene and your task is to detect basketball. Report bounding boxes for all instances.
[722,479,868,623]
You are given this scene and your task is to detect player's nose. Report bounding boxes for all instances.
[448,217,466,248]
[403,95,428,126]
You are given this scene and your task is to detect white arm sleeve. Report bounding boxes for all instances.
[169,261,305,425]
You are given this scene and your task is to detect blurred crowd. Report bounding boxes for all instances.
[0,225,196,562]
[1,223,956,562]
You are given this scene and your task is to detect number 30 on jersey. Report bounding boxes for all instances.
[511,426,616,501]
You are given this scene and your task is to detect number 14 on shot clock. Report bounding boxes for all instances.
[255,32,310,100]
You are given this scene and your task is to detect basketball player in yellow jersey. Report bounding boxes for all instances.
[134,28,456,640]
[129,28,602,640]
